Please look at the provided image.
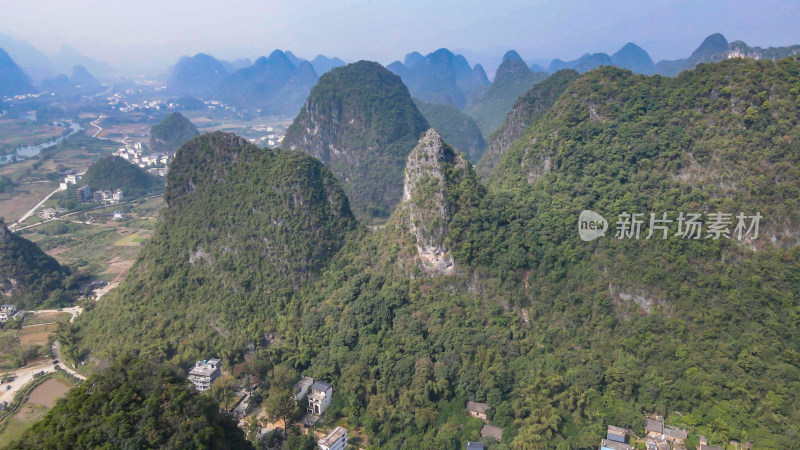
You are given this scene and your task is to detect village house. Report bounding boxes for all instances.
[480,424,503,441]
[0,304,17,322]
[664,425,688,444]
[76,185,91,202]
[307,381,333,415]
[40,208,66,219]
[601,439,632,450]
[317,426,347,450]
[466,401,490,422]
[645,418,664,438]
[645,438,669,450]
[294,376,314,401]
[113,211,125,220]
[697,435,724,450]
[188,358,221,391]
[606,425,628,443]
[466,442,484,450]
[91,189,123,204]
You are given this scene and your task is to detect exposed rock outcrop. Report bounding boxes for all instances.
[400,129,477,274]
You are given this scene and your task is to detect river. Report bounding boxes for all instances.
[0,120,83,165]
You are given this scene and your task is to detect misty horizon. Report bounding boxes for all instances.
[2,0,800,77]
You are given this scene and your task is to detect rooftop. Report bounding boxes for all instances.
[318,426,347,446]
[189,358,221,377]
[645,418,664,433]
[607,425,627,436]
[311,381,333,392]
[467,401,489,414]
[664,425,688,440]
[294,376,314,391]
[480,424,503,441]
[466,443,484,450]
[601,439,632,450]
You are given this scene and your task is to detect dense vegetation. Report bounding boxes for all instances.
[465,52,548,137]
[71,132,356,365]
[477,69,579,180]
[414,99,486,162]
[0,220,76,310]
[149,112,200,153]
[282,61,430,221]
[80,155,164,198]
[4,357,251,449]
[66,57,800,449]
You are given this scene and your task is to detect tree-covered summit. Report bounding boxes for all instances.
[282,60,430,222]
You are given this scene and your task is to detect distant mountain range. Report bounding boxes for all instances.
[544,33,800,76]
[167,53,229,97]
[465,50,548,138]
[218,50,318,116]
[387,49,489,108]
[0,34,116,82]
[166,50,346,117]
[655,33,800,76]
[0,47,36,98]
[39,64,104,96]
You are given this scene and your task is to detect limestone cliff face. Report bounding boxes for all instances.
[400,129,477,275]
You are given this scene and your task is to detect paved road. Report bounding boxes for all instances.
[0,307,88,404]
[12,193,163,232]
[0,351,85,406]
[89,117,104,138]
[52,341,86,380]
[10,186,63,230]
[32,306,83,323]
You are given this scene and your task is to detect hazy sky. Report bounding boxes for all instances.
[2,0,800,74]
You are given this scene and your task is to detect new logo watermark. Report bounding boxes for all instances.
[578,210,762,242]
[578,210,608,241]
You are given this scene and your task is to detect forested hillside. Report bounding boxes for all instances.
[414,99,486,162]
[81,155,164,198]
[465,51,548,137]
[282,61,430,221]
[149,112,200,153]
[72,132,356,365]
[0,220,77,310]
[5,357,251,449]
[66,57,800,449]
[477,69,579,180]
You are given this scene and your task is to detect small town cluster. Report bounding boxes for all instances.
[600,419,748,450]
[187,355,742,449]
[57,169,124,205]
[188,358,347,450]
[113,142,172,174]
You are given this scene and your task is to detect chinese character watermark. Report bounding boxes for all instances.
[578,210,762,242]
